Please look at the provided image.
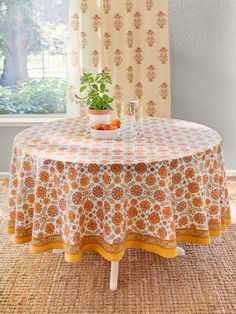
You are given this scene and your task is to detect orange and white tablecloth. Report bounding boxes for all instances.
[8,118,231,262]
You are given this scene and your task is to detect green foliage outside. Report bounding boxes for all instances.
[0,0,68,56]
[0,78,66,114]
[0,0,68,114]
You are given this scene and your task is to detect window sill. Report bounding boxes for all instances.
[0,114,66,127]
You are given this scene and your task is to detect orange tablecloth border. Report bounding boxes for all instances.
[7,216,231,262]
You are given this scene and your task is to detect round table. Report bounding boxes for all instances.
[8,117,231,264]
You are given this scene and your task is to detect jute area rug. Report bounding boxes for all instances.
[0,178,236,314]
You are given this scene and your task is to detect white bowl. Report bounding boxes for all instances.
[90,128,121,139]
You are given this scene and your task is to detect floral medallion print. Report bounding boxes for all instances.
[159,47,168,64]
[8,118,231,262]
[113,13,123,31]
[134,82,143,99]
[133,12,143,29]
[80,0,89,13]
[91,50,99,67]
[156,11,167,29]
[102,66,111,75]
[68,1,170,118]
[134,47,143,65]
[71,14,79,31]
[145,0,154,11]
[159,82,169,100]
[80,32,88,49]
[146,65,156,82]
[91,14,102,32]
[146,100,157,116]
[70,50,79,67]
[146,29,155,47]
[114,49,123,66]
[113,84,123,100]
[103,0,111,14]
[68,85,76,102]
[125,0,133,13]
[104,32,112,49]
[115,101,123,117]
[126,31,133,48]
[126,66,134,83]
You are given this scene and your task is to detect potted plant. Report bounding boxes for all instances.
[76,72,114,124]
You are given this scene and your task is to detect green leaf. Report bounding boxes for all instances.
[80,86,87,92]
[92,84,98,90]
[100,83,105,92]
[105,104,113,110]
[103,94,109,101]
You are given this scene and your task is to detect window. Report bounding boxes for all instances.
[0,0,68,115]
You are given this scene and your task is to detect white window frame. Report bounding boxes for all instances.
[0,113,66,127]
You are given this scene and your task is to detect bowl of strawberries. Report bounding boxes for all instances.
[91,119,121,139]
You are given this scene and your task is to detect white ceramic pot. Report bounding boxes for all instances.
[88,109,111,125]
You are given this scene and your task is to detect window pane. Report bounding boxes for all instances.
[0,0,68,115]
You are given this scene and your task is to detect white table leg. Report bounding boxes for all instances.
[177,246,185,256]
[110,261,119,291]
[53,249,64,254]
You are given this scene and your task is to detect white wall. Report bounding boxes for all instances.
[169,0,236,170]
[0,126,26,173]
[0,0,236,172]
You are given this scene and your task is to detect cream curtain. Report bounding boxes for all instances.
[67,0,170,117]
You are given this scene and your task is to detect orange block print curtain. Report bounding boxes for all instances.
[67,0,171,118]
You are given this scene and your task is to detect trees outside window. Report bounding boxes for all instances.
[0,0,68,114]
